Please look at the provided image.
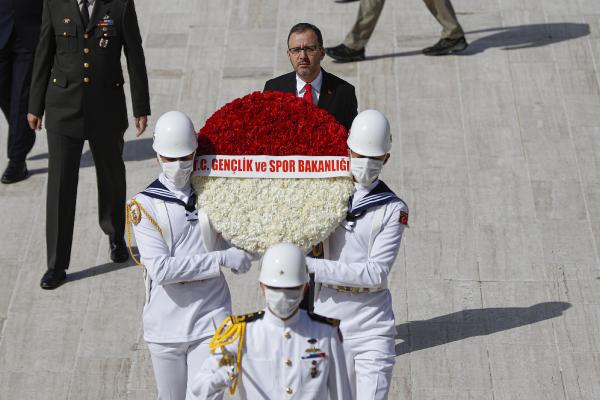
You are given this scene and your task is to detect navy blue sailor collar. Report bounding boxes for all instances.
[347,180,400,221]
[140,179,198,220]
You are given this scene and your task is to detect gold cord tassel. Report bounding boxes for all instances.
[209,316,247,394]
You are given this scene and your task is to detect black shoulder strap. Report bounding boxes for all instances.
[308,312,340,327]
[231,311,265,324]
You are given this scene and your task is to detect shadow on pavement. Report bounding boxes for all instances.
[395,301,571,356]
[459,22,590,55]
[66,246,140,283]
[28,137,156,170]
[366,22,590,60]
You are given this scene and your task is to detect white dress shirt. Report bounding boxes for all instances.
[78,0,95,16]
[192,308,351,400]
[132,173,232,343]
[310,180,408,339]
[296,69,323,103]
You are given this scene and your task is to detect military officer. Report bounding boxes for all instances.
[27,0,151,289]
[127,111,254,400]
[192,243,351,400]
[307,110,409,399]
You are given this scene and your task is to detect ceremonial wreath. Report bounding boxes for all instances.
[191,91,354,253]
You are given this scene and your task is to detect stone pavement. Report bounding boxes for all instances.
[1,0,599,398]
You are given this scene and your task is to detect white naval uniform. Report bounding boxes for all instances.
[192,308,352,400]
[131,174,232,400]
[310,179,408,400]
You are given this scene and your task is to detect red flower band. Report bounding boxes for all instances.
[197,91,349,157]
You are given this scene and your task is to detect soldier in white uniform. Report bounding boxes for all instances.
[127,111,253,400]
[308,110,408,400]
[191,243,351,400]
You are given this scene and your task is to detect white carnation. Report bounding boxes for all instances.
[192,177,354,253]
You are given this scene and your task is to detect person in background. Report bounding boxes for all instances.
[264,22,358,130]
[326,0,468,61]
[0,0,42,183]
[28,0,151,289]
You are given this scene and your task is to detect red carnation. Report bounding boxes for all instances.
[197,91,348,157]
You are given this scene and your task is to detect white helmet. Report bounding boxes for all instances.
[259,243,309,288]
[347,109,392,157]
[152,111,198,158]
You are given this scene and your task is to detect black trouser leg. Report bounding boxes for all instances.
[301,242,324,312]
[8,48,35,162]
[0,44,13,149]
[46,133,84,271]
[88,132,126,239]
[0,38,35,163]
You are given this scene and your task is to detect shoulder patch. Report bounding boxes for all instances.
[231,311,265,324]
[308,313,340,327]
[399,210,409,226]
[126,199,142,225]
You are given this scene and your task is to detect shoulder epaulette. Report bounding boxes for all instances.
[231,311,265,324]
[308,313,340,327]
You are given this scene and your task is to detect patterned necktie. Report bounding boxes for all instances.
[81,0,90,27]
[303,83,313,104]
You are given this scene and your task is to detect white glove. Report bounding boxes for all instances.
[306,257,319,274]
[219,247,253,274]
[212,365,237,391]
[193,365,236,398]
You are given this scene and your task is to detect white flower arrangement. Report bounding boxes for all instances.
[192,176,354,253]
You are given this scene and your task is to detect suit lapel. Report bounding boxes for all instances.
[68,0,84,29]
[285,72,298,96]
[317,69,334,111]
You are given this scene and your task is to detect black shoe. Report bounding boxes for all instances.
[1,161,28,184]
[325,44,365,62]
[40,269,67,290]
[422,37,468,56]
[109,236,129,263]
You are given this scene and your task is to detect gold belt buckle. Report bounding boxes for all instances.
[336,286,360,294]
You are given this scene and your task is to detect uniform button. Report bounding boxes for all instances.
[84,33,89,39]
[52,78,57,83]
[286,387,293,395]
[283,331,291,339]
[83,62,90,68]
[63,32,67,36]
[84,48,90,54]
[83,77,90,83]
[285,359,292,367]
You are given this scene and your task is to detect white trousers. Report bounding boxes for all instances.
[344,335,395,400]
[147,337,212,400]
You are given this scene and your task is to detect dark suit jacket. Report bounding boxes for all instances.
[263,69,358,130]
[0,0,43,51]
[28,0,150,138]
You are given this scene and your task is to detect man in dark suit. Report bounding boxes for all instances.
[264,23,358,130]
[264,23,358,313]
[28,0,150,289]
[0,0,42,183]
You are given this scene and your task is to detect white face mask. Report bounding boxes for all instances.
[264,286,304,319]
[350,157,384,187]
[160,158,194,189]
